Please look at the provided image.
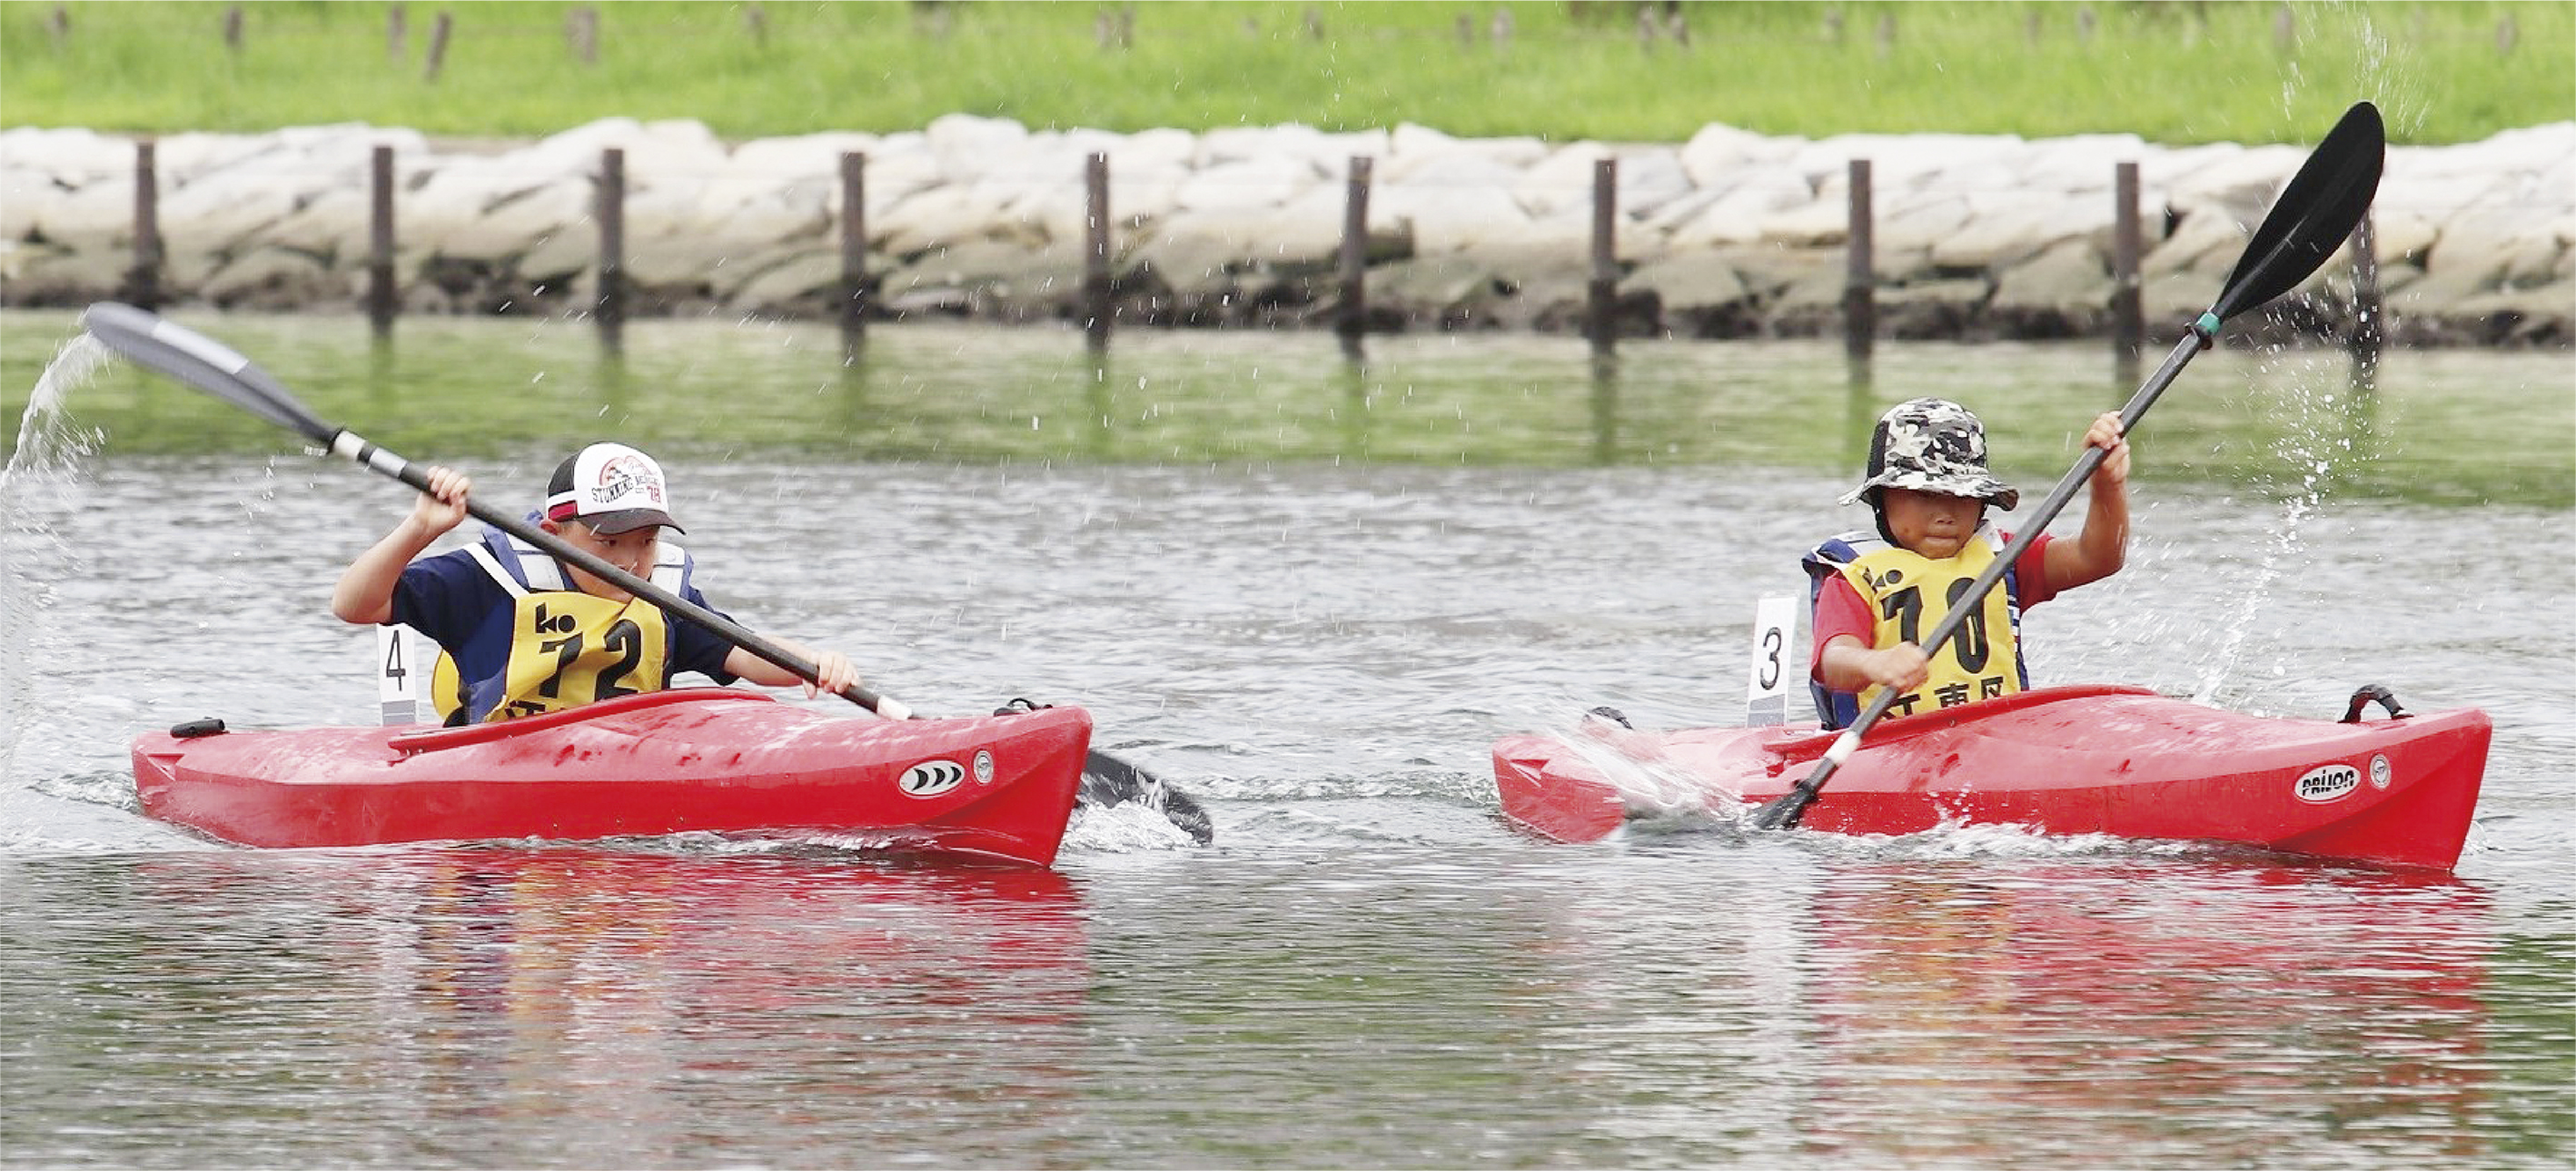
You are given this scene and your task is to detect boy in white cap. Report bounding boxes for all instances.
[1801,399,2130,729]
[332,442,860,725]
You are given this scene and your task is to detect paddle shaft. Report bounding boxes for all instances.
[1751,325,2204,829]
[326,431,912,720]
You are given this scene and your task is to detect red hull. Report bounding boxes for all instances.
[132,689,1091,868]
[1494,685,2490,871]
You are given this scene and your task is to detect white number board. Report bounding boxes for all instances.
[377,624,419,726]
[1745,596,1796,727]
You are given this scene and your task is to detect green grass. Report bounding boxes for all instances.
[3,2,2567,145]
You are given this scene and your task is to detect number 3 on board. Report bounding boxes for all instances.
[1745,597,1796,727]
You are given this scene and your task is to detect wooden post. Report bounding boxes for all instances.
[1843,159,1874,358]
[1084,152,1112,347]
[1588,344,1620,465]
[223,5,243,54]
[369,145,398,332]
[1336,155,1372,338]
[387,5,406,60]
[839,151,867,338]
[47,5,68,48]
[2349,210,2383,356]
[2111,160,2142,356]
[568,5,597,65]
[745,4,767,47]
[127,140,161,311]
[597,147,626,338]
[423,11,451,82]
[1588,157,1619,348]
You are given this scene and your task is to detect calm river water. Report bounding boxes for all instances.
[3,311,2571,1169]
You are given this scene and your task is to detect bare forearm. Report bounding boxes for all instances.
[332,519,438,624]
[721,640,860,696]
[2076,479,2130,577]
[1818,640,1873,693]
[1818,636,1928,694]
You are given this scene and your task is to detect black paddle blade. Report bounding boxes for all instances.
[2209,101,2385,323]
[78,303,341,445]
[1080,750,1215,844]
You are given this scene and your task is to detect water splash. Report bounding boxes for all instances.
[1,334,112,783]
[1552,712,1741,824]
[2190,348,2347,707]
[2324,0,2431,141]
[1062,799,1206,852]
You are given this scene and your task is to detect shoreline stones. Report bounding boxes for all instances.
[3,115,2569,347]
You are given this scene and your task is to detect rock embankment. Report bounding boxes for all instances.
[4,116,2570,346]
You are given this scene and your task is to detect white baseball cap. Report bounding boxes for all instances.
[542,442,684,534]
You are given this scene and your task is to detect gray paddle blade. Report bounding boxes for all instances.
[80,302,338,444]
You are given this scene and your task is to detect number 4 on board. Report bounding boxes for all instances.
[378,624,420,727]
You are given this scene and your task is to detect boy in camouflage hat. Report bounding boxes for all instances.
[1800,398,2130,729]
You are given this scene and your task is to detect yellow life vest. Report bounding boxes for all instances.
[1833,527,2026,720]
[431,592,672,724]
[428,525,690,725]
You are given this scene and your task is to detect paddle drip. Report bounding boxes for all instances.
[2190,349,2349,707]
[0,336,112,784]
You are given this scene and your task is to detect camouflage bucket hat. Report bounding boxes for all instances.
[1839,397,2021,510]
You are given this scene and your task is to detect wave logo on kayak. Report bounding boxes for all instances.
[2294,762,2363,804]
[899,759,969,798]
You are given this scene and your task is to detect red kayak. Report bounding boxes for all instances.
[132,689,1091,867]
[1493,685,2490,871]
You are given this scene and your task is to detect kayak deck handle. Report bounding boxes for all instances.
[2342,683,2410,724]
